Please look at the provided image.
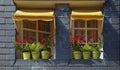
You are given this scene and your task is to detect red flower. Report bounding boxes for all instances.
[73,36,77,44]
[39,37,46,44]
[15,39,20,43]
[73,36,85,45]
[77,36,81,41]
[24,39,30,43]
[80,38,85,43]
[87,38,92,43]
[92,34,96,39]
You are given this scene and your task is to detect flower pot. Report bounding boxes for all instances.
[23,52,31,60]
[32,52,40,60]
[41,50,50,59]
[73,51,82,60]
[83,51,91,59]
[92,51,101,59]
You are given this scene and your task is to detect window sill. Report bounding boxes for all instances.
[14,59,120,67]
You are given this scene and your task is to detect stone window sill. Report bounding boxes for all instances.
[14,59,120,67]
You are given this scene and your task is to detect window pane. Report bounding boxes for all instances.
[23,30,36,42]
[87,20,98,28]
[74,20,85,28]
[23,20,36,29]
[38,20,51,32]
[38,33,50,41]
[87,30,98,43]
[74,30,85,42]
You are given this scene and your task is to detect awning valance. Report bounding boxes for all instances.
[13,10,54,21]
[72,10,103,20]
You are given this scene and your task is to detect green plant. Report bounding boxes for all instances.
[90,38,103,52]
[30,43,36,52]
[46,35,53,47]
[30,42,44,52]
[22,41,30,52]
[82,44,92,52]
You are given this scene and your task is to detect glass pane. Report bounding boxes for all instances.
[74,20,85,28]
[87,30,98,43]
[23,20,36,29]
[38,20,51,32]
[87,20,98,28]
[23,30,36,43]
[38,33,50,42]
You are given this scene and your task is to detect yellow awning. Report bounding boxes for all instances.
[13,10,54,21]
[72,10,103,20]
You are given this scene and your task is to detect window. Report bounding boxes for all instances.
[70,10,103,59]
[14,10,55,59]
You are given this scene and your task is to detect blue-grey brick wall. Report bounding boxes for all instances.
[103,0,120,61]
[0,0,16,67]
[55,5,71,60]
[0,0,120,70]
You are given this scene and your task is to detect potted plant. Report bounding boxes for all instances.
[92,38,103,59]
[30,42,43,60]
[72,36,85,60]
[87,33,103,59]
[40,35,53,59]
[14,39,31,60]
[82,44,92,59]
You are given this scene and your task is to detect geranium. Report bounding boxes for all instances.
[39,35,54,51]
[87,33,97,43]
[14,39,30,52]
[14,39,22,50]
[72,36,85,51]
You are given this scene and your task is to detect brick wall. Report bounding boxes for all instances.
[103,0,119,60]
[0,0,119,70]
[55,5,71,59]
[0,0,16,68]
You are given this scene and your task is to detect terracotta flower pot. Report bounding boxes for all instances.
[32,52,40,60]
[23,52,31,60]
[73,51,82,60]
[83,51,91,59]
[92,51,101,59]
[41,50,50,59]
